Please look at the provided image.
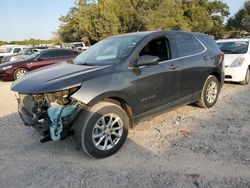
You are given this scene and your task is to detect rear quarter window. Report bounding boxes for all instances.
[39,50,58,59]
[174,34,204,58]
[197,35,220,55]
[58,50,76,57]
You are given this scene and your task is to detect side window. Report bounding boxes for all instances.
[58,50,75,57]
[139,37,170,61]
[39,51,58,59]
[198,35,220,55]
[13,48,21,53]
[175,34,204,57]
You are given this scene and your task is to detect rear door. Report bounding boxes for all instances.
[173,33,209,97]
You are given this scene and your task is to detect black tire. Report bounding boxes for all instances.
[74,102,129,158]
[198,75,220,108]
[240,68,250,85]
[13,68,29,80]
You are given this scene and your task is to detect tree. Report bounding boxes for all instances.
[182,0,229,38]
[226,2,250,37]
[57,6,82,43]
[57,0,230,42]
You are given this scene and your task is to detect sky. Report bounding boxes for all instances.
[0,0,247,42]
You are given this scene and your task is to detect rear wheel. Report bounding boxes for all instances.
[13,68,29,80]
[198,75,220,108]
[240,68,249,85]
[74,102,129,158]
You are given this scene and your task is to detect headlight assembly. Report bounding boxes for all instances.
[2,65,13,70]
[44,86,80,105]
[230,57,245,67]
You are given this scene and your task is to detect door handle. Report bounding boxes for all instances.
[203,56,209,61]
[169,64,177,70]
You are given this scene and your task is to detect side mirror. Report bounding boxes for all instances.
[137,55,160,67]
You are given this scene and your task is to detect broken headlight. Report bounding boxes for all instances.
[44,86,80,106]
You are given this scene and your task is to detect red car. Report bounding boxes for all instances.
[0,48,80,81]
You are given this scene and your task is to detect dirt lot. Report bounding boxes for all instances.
[0,81,249,188]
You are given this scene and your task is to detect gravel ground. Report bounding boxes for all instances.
[0,81,250,188]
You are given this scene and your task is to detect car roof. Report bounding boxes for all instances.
[42,48,74,52]
[108,30,210,39]
[108,31,155,39]
[216,38,250,42]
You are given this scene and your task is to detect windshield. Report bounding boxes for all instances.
[74,36,143,65]
[217,41,249,54]
[0,47,12,53]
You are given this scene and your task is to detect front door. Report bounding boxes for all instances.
[131,36,181,116]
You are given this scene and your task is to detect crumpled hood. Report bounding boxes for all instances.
[11,62,111,94]
[224,54,245,67]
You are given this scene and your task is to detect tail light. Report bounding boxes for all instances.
[220,52,224,63]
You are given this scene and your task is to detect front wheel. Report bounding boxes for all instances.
[198,75,220,108]
[74,102,129,158]
[13,68,29,80]
[240,68,249,85]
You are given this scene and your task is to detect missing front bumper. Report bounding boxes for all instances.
[17,94,81,142]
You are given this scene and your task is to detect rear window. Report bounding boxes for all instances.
[174,34,204,57]
[39,50,58,59]
[198,35,220,55]
[216,41,249,54]
[58,50,76,57]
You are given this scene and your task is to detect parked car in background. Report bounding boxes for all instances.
[217,38,250,85]
[63,42,89,51]
[1,46,48,63]
[0,45,26,61]
[12,31,224,158]
[0,48,80,80]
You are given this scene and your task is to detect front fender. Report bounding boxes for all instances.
[71,73,133,107]
[71,88,132,107]
[72,90,131,107]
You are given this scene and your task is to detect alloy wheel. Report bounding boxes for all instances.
[206,81,218,104]
[92,113,123,151]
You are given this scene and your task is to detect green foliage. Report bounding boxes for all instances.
[56,0,230,43]
[182,0,229,39]
[0,41,7,46]
[0,39,54,46]
[226,2,250,37]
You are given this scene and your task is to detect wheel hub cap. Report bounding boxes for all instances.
[16,70,28,79]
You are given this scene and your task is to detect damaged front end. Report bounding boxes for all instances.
[17,87,83,143]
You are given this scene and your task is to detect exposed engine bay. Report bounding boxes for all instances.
[18,87,82,143]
